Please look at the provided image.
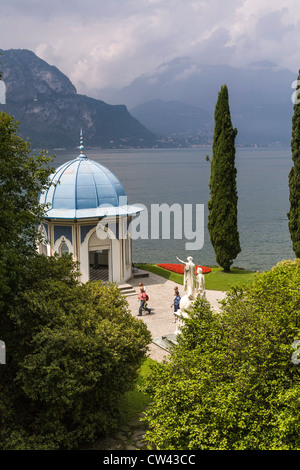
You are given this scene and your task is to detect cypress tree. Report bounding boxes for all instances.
[208,84,240,272]
[288,70,300,258]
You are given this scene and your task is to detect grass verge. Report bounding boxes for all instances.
[120,357,157,423]
[205,266,258,291]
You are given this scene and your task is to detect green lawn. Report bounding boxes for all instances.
[135,263,257,291]
[204,266,258,291]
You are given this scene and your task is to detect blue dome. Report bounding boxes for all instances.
[40,154,133,220]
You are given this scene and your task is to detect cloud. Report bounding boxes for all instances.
[191,27,237,65]
[1,0,300,95]
[172,64,201,82]
[256,9,294,42]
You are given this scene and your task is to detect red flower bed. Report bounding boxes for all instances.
[157,263,211,274]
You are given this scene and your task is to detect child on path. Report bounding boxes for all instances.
[170,288,181,323]
[138,287,151,316]
[139,282,146,291]
[138,281,151,311]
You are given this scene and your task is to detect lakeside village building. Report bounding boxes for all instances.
[38,134,141,284]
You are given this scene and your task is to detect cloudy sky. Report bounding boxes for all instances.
[1,0,300,96]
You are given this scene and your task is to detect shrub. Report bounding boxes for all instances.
[141,259,300,450]
[0,255,151,450]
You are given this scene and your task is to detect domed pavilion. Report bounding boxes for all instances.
[38,132,141,284]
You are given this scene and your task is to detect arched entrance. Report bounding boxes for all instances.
[88,230,111,282]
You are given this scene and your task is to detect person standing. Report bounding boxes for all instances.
[170,289,181,323]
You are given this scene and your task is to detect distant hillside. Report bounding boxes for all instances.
[0,49,159,149]
[105,58,297,146]
[130,99,212,145]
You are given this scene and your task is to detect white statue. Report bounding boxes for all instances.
[176,256,196,299]
[196,267,206,299]
[174,257,206,336]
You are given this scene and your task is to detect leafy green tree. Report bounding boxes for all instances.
[288,70,300,257]
[0,112,54,311]
[0,254,151,450]
[141,260,300,450]
[208,84,240,272]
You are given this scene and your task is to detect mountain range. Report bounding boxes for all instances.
[0,49,297,148]
[0,49,158,149]
[101,57,297,146]
[130,99,211,146]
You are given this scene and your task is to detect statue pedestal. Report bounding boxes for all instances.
[174,292,206,335]
[172,256,207,336]
[197,291,206,300]
[174,294,193,335]
[179,294,193,312]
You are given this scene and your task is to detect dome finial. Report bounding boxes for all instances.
[79,128,87,159]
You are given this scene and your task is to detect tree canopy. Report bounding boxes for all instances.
[0,254,151,450]
[0,111,54,311]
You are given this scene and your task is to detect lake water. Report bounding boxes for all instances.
[52,147,295,272]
